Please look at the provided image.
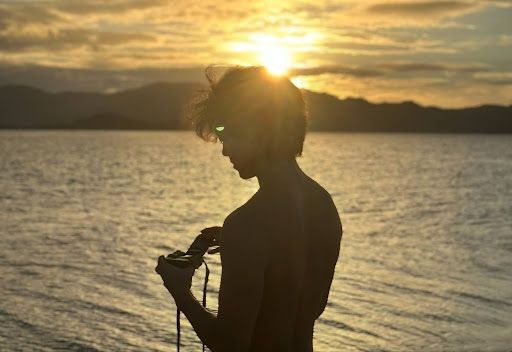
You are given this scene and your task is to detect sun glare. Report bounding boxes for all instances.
[229,33,307,76]
[260,46,291,76]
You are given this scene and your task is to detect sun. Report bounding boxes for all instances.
[229,34,295,75]
[259,45,291,76]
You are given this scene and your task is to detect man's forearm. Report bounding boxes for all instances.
[173,290,219,350]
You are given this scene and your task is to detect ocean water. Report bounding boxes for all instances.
[1,130,511,352]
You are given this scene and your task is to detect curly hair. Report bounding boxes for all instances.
[187,65,308,159]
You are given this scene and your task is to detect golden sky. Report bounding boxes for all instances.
[0,0,511,108]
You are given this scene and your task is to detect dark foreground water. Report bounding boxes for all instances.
[1,131,511,351]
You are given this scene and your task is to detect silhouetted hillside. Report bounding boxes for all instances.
[0,82,200,129]
[304,91,512,133]
[1,83,511,133]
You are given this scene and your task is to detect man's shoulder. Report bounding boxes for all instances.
[222,206,249,234]
[225,192,268,224]
[220,203,269,264]
[305,175,336,203]
[221,199,265,244]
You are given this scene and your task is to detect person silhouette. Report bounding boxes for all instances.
[155,66,342,351]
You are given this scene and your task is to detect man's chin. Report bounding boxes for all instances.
[236,167,255,180]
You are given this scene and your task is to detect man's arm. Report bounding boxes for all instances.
[173,210,266,351]
[172,290,218,347]
[215,210,266,351]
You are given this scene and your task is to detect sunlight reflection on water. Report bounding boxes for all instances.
[1,131,511,351]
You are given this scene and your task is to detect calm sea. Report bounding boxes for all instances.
[1,131,511,352]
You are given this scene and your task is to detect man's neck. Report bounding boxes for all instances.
[256,158,303,192]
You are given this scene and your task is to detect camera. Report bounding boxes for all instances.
[165,226,221,268]
[164,227,221,351]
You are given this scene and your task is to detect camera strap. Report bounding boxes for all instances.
[176,259,210,352]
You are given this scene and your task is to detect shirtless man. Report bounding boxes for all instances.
[155,66,342,351]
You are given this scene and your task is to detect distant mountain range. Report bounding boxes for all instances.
[1,82,511,133]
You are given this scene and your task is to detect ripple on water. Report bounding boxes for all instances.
[1,131,511,351]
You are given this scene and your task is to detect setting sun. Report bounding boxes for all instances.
[260,45,291,76]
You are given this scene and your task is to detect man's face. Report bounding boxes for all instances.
[218,125,264,180]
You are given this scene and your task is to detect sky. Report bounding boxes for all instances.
[0,0,511,108]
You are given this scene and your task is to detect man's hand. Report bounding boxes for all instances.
[201,226,222,254]
[155,256,195,298]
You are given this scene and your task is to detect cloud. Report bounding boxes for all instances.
[0,28,157,52]
[290,62,487,78]
[477,0,512,7]
[365,1,478,17]
[498,34,512,46]
[316,36,460,57]
[0,3,62,29]
[376,62,486,73]
[53,0,167,15]
[473,72,512,85]
[290,65,382,77]
[294,68,512,108]
[342,0,484,27]
[0,0,510,107]
[0,3,55,20]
